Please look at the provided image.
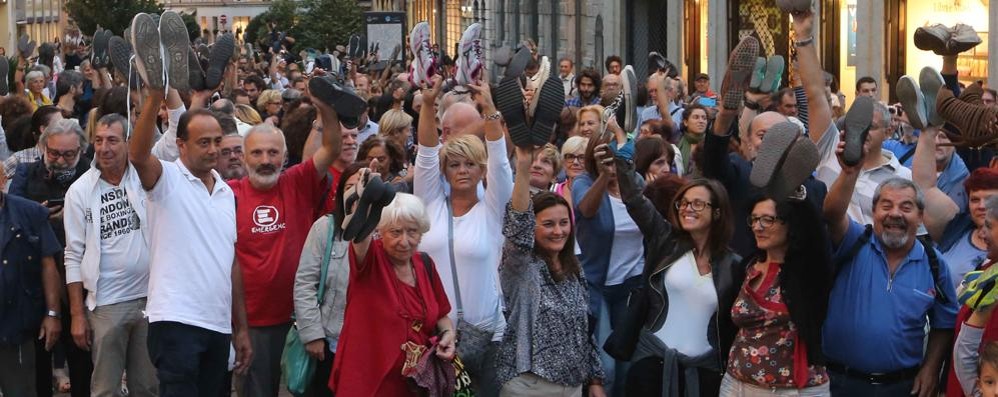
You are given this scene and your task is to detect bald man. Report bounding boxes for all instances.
[703,109,828,256]
[441,102,482,142]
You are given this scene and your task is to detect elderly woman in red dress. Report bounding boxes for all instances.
[330,189,457,396]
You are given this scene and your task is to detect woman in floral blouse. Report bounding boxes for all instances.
[496,144,606,396]
[721,194,833,396]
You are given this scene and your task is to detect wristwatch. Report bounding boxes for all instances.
[46,310,60,318]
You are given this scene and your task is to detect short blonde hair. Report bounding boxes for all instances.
[536,143,562,176]
[378,193,431,234]
[576,105,605,132]
[378,109,413,138]
[256,89,282,110]
[561,136,589,156]
[235,104,263,125]
[440,134,487,173]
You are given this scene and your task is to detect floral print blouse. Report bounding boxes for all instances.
[727,262,828,388]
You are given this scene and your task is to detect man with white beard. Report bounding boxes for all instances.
[227,89,343,396]
[822,141,958,395]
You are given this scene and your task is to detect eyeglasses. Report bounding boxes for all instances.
[221,147,243,157]
[564,154,584,163]
[46,148,81,159]
[747,215,784,229]
[675,199,712,212]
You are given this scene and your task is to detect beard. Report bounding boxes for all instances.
[247,163,281,188]
[879,217,910,249]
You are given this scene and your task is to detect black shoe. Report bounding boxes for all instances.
[531,68,565,146]
[188,47,206,91]
[108,36,134,77]
[205,33,234,90]
[504,46,532,78]
[495,76,531,147]
[348,35,362,59]
[343,174,397,243]
[750,122,819,200]
[842,96,875,166]
[0,58,9,96]
[309,75,367,118]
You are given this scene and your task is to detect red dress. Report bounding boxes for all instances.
[330,240,451,396]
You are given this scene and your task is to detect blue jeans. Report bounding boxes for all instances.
[147,321,231,397]
[827,368,914,396]
[590,275,642,396]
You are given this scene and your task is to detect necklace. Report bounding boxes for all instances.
[389,260,426,333]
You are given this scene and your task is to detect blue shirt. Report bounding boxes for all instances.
[941,228,987,291]
[881,139,917,167]
[565,96,599,108]
[637,102,685,142]
[822,220,959,373]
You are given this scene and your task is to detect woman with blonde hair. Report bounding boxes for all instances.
[528,143,562,192]
[256,89,283,119]
[575,105,605,139]
[235,104,264,126]
[378,108,415,159]
[412,75,512,396]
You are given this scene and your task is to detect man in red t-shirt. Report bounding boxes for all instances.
[228,90,344,397]
[946,197,998,397]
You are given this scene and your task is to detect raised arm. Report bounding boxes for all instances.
[128,89,166,190]
[615,156,671,240]
[309,94,344,176]
[823,131,861,245]
[150,88,185,162]
[912,127,959,241]
[792,12,833,144]
[417,75,444,148]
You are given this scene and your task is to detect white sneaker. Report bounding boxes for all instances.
[408,22,434,86]
[455,23,483,85]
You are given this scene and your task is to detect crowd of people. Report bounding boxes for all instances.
[5,1,998,397]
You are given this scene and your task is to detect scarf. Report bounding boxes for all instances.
[678,132,705,177]
[28,91,52,110]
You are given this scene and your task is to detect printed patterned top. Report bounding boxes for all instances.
[727,262,828,388]
[495,202,605,388]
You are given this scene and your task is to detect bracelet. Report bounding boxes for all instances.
[46,310,60,318]
[483,111,502,122]
[744,98,760,111]
[794,36,815,47]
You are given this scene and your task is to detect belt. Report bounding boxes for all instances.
[825,361,920,385]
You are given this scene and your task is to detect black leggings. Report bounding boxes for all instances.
[625,356,722,396]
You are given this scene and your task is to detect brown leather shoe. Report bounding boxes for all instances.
[937,87,998,147]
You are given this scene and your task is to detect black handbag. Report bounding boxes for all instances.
[602,284,649,361]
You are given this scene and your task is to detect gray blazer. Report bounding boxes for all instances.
[293,215,350,346]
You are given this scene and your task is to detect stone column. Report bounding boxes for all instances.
[855,0,885,101]
[707,0,727,91]
[666,0,684,77]
[990,0,998,84]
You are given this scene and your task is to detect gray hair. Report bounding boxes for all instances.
[40,119,87,149]
[986,196,998,222]
[97,113,129,139]
[25,70,45,82]
[210,99,235,116]
[244,123,287,153]
[872,101,892,130]
[377,193,430,234]
[872,177,925,211]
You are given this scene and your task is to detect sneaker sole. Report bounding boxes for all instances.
[532,69,565,146]
[896,75,927,130]
[621,65,638,132]
[495,76,531,147]
[205,34,234,90]
[760,55,785,93]
[722,37,760,110]
[131,13,164,89]
[771,135,820,200]
[505,46,532,78]
[843,96,875,166]
[308,76,367,118]
[750,122,800,188]
[749,57,766,90]
[108,36,134,76]
[160,12,190,91]
[919,67,945,127]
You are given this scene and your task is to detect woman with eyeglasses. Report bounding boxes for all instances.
[719,194,832,396]
[604,138,742,395]
[554,136,588,214]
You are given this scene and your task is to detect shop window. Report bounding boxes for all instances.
[905,0,989,86]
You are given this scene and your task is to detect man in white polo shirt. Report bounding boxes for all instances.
[128,86,253,396]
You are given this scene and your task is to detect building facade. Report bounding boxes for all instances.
[1,0,66,58]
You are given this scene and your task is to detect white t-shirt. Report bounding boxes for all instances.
[814,123,912,225]
[95,179,149,307]
[145,159,237,334]
[653,251,717,356]
[605,195,645,285]
[414,139,513,340]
